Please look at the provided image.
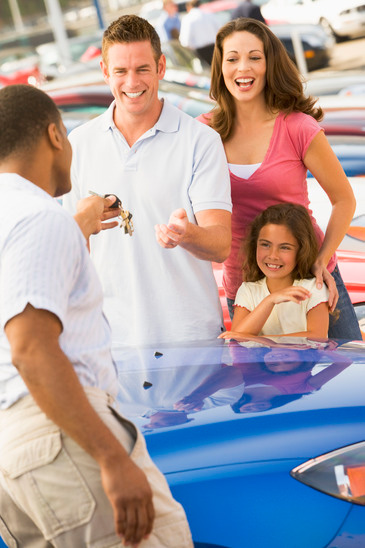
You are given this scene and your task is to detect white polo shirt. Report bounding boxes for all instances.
[0,174,118,409]
[64,99,232,347]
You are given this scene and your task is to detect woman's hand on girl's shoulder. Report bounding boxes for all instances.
[311,261,338,312]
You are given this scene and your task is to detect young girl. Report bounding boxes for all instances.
[220,203,330,340]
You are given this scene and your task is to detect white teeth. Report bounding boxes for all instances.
[124,91,143,98]
[236,78,253,84]
[267,264,281,269]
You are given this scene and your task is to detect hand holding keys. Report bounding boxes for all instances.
[89,190,134,236]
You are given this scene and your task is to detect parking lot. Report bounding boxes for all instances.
[311,35,365,75]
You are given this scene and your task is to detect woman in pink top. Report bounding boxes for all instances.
[197,18,361,340]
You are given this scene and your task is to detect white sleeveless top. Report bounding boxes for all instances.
[228,163,261,179]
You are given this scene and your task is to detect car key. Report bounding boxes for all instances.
[89,190,134,236]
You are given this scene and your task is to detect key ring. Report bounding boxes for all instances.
[89,190,134,236]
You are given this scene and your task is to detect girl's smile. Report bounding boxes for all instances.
[256,223,299,289]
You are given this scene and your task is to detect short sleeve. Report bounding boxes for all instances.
[296,278,329,313]
[285,112,324,160]
[188,124,232,214]
[306,279,329,312]
[0,210,82,329]
[234,282,255,311]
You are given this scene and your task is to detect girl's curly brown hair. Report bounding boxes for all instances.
[244,202,319,282]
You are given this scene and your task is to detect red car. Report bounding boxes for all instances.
[320,109,365,137]
[0,47,44,87]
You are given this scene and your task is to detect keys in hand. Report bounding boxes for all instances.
[89,190,134,236]
[119,208,134,236]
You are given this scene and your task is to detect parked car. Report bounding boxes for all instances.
[261,0,365,41]
[317,94,365,111]
[320,109,365,137]
[162,40,211,90]
[305,71,365,96]
[307,175,365,253]
[199,0,334,71]
[336,249,365,334]
[0,46,43,87]
[36,32,104,81]
[269,22,334,71]
[308,135,365,177]
[110,337,365,547]
[2,340,364,548]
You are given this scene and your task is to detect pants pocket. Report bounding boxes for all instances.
[0,432,96,541]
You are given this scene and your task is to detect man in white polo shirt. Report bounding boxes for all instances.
[0,85,192,547]
[63,14,232,348]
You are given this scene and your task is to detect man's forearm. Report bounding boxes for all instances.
[180,222,231,262]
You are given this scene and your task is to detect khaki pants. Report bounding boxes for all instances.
[0,388,193,547]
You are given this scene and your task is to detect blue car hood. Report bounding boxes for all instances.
[115,338,365,473]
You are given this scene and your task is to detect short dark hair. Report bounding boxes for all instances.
[0,84,61,161]
[244,202,319,282]
[102,14,162,66]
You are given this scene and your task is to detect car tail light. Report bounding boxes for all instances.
[291,441,365,505]
[304,49,315,59]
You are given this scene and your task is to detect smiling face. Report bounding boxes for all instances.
[239,401,271,413]
[256,223,299,287]
[101,40,165,123]
[221,30,266,104]
[264,350,302,373]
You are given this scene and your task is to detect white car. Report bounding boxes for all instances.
[308,176,365,252]
[261,0,365,41]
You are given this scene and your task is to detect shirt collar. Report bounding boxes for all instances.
[101,98,180,135]
[0,173,54,201]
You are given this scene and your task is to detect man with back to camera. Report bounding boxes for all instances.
[0,84,193,547]
[63,14,232,348]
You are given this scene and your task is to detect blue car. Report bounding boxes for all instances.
[113,338,365,548]
[308,135,365,178]
[1,338,364,547]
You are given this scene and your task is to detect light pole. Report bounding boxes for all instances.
[43,0,72,67]
[93,0,106,30]
[8,0,25,32]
